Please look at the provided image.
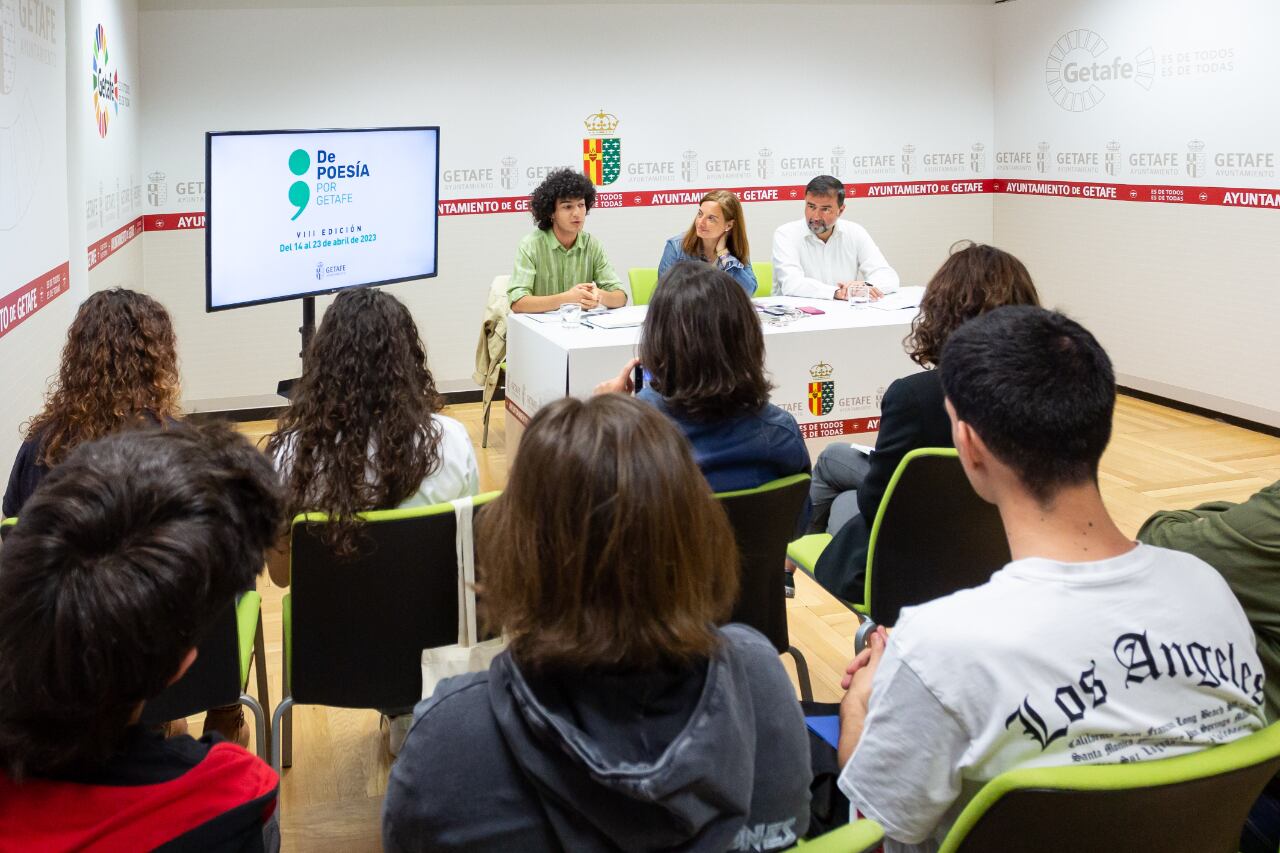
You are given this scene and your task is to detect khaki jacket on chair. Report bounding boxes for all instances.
[473,275,510,408]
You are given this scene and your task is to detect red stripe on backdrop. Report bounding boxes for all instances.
[139,176,1280,227]
[88,216,145,270]
[0,262,71,342]
[798,416,882,440]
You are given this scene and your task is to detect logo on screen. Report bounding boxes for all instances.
[91,24,120,137]
[582,110,621,186]
[288,149,310,221]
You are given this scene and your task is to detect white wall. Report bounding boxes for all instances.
[994,0,1280,427]
[139,3,995,400]
[0,0,72,475]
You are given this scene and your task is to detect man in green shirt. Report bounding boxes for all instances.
[508,168,626,313]
[1138,480,1280,721]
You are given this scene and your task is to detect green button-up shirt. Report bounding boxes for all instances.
[507,228,622,306]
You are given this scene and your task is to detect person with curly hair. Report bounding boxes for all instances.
[266,286,478,752]
[384,395,811,852]
[808,241,1040,601]
[593,262,807,493]
[657,189,758,295]
[507,168,626,313]
[3,288,182,518]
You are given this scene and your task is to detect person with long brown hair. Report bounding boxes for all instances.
[809,241,1041,601]
[266,286,478,754]
[266,287,478,570]
[658,189,758,295]
[383,395,812,852]
[3,288,181,518]
[596,261,806,492]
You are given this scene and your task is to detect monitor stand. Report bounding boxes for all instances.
[276,296,316,400]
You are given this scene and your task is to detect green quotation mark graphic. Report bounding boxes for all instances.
[289,148,310,220]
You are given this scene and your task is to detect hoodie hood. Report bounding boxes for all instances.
[488,638,759,852]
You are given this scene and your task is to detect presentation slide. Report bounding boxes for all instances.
[206,127,439,311]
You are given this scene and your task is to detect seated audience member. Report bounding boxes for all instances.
[266,287,479,753]
[384,395,812,852]
[658,189,758,295]
[836,306,1266,853]
[772,175,899,301]
[1139,482,1280,720]
[595,261,808,493]
[0,425,283,852]
[508,168,627,313]
[810,242,1039,601]
[4,287,181,517]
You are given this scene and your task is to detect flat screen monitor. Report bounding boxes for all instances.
[205,126,439,311]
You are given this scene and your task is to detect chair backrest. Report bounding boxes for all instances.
[0,517,14,540]
[939,721,1280,852]
[716,474,810,653]
[629,267,660,305]
[288,494,497,709]
[865,448,1009,626]
[789,818,884,852]
[751,262,774,297]
[140,597,244,724]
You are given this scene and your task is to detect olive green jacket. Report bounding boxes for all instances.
[1138,480,1280,721]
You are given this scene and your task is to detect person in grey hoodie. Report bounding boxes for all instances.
[383,394,812,852]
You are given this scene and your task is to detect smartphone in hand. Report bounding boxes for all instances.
[632,363,645,394]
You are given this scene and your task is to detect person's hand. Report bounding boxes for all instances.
[574,283,602,309]
[868,285,885,301]
[593,357,640,396]
[841,626,888,696]
[833,283,851,301]
[715,231,729,258]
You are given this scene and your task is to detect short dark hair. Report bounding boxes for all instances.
[0,424,284,779]
[640,261,772,421]
[529,168,596,230]
[804,175,845,206]
[940,306,1115,504]
[479,395,738,671]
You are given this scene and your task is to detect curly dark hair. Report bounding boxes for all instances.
[529,168,596,230]
[25,288,181,467]
[266,288,445,557]
[905,241,1040,368]
[639,261,772,422]
[0,424,282,779]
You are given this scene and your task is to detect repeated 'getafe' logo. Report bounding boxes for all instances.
[288,148,310,221]
[807,361,834,417]
[582,109,621,186]
[91,24,120,137]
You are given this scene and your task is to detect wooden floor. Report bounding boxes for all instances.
[214,395,1279,852]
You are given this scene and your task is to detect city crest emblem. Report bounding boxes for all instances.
[583,109,621,186]
[808,361,835,417]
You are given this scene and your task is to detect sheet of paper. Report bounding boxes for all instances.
[584,305,648,329]
[870,285,925,312]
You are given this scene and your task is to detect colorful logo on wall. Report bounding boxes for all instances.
[582,109,620,186]
[288,148,310,220]
[91,24,120,137]
[808,361,835,417]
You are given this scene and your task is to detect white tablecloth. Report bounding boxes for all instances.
[505,289,925,446]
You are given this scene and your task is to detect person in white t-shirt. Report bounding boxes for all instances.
[836,306,1267,853]
[771,175,899,301]
[264,288,480,753]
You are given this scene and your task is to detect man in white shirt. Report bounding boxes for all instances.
[771,175,899,301]
[836,306,1267,853]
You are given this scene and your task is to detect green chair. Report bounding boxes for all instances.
[752,261,774,297]
[936,720,1280,852]
[271,493,499,772]
[0,517,14,539]
[716,474,814,701]
[787,449,1009,648]
[141,593,271,760]
[629,267,660,306]
[787,819,884,852]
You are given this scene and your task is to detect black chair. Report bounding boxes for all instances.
[271,495,496,772]
[853,448,1009,650]
[716,473,814,702]
[141,594,271,759]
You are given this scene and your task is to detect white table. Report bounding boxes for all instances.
[504,290,925,452]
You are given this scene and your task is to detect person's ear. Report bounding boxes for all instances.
[167,647,199,686]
